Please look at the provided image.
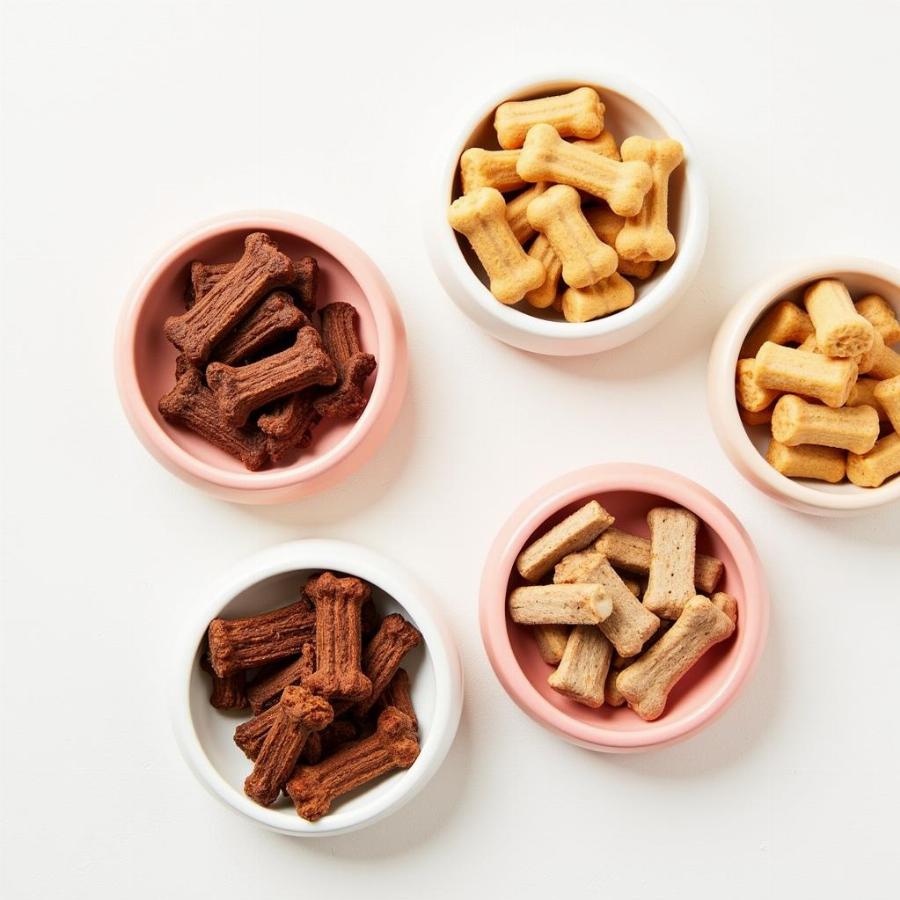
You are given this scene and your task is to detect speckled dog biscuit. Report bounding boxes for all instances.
[509,584,612,625]
[847,433,900,487]
[505,182,547,243]
[447,187,545,304]
[517,124,653,217]
[516,500,614,581]
[804,279,875,359]
[523,234,562,309]
[874,376,900,432]
[494,86,604,150]
[548,626,614,708]
[735,359,780,412]
[531,625,570,665]
[561,273,635,323]
[213,291,307,365]
[740,300,814,358]
[582,206,656,279]
[754,341,857,408]
[643,507,699,620]
[460,148,526,194]
[856,295,900,345]
[765,439,846,483]
[615,137,683,263]
[314,302,377,420]
[771,394,879,454]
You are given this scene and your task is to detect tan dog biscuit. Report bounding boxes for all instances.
[583,206,656,279]
[771,394,879,454]
[804,279,875,359]
[643,507,699,620]
[574,130,620,160]
[855,294,900,346]
[754,341,857,408]
[494,86,604,150]
[874,376,900,432]
[561,273,635,322]
[740,406,773,427]
[509,584,613,625]
[531,624,571,665]
[735,359,780,412]
[847,432,900,487]
[848,377,889,421]
[523,234,562,309]
[548,626,613,708]
[710,592,739,624]
[506,182,547,243]
[868,343,900,380]
[765,439,846,483]
[741,301,814,358]
[460,148,526,194]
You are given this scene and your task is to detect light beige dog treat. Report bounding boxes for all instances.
[516,499,615,581]
[561,273,635,323]
[494,86,604,150]
[765,439,846,483]
[575,130,621,160]
[553,551,659,657]
[526,185,618,288]
[856,294,900,345]
[605,668,627,707]
[643,507,699,620]
[583,206,657,279]
[771,394,879,454]
[622,578,642,598]
[710,592,738,623]
[874,376,900,433]
[868,343,900,380]
[612,620,672,671]
[754,341,857,408]
[548,626,614,708]
[447,187,546,304]
[735,359,780,412]
[517,124,653,217]
[460,148,526,194]
[740,406,773,427]
[616,595,736,721]
[804,279,875,359]
[532,625,571,665]
[523,234,562,309]
[509,584,612,625]
[740,300,814,358]
[615,137,683,263]
[847,432,900,487]
[848,377,889,421]
[506,182,547,243]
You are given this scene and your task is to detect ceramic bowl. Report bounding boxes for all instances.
[424,72,708,356]
[479,464,768,752]
[115,210,407,503]
[171,539,463,836]
[708,257,900,516]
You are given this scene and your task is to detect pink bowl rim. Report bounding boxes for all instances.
[479,463,770,752]
[114,209,406,494]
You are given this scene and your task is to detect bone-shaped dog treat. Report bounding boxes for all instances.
[166,233,293,363]
[771,394,879,454]
[234,703,281,760]
[509,584,612,625]
[616,595,736,721]
[517,124,653,217]
[605,669,627,707]
[847,432,900,487]
[460,148,526,194]
[506,182,547,244]
[448,187,546,304]
[553,550,660,657]
[869,343,900,380]
[799,328,885,376]
[304,573,373,702]
[848,377,889,421]
[208,599,316,677]
[246,643,316,714]
[765,439,846,483]
[643,507,699,620]
[355,613,422,717]
[548,625,614,708]
[804,279,875,359]
[287,707,419,821]
[213,292,307,365]
[735,359,780,412]
[158,367,269,471]
[244,685,334,807]
[754,341,858,408]
[494,86,605,150]
[740,406,773,427]
[615,137,683,263]
[874,376,900,433]
[741,300,814,358]
[561,273,635,323]
[582,206,656,279]
[516,500,614,581]
[256,392,321,463]
[200,653,248,710]
[523,234,562,309]
[711,591,739,623]
[532,624,571,665]
[575,130,620,160]
[612,620,672,672]
[376,668,418,732]
[206,326,336,427]
[526,185,618,288]
[856,294,900,345]
[314,302,377,420]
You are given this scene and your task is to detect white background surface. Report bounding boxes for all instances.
[2,1,899,896]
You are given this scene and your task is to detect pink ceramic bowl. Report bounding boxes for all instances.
[480,464,768,752]
[115,210,407,504]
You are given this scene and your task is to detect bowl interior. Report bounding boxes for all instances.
[188,570,432,824]
[134,226,379,473]
[450,79,688,321]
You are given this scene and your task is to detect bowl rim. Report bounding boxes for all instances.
[114,209,406,494]
[479,463,769,752]
[708,256,900,513]
[426,70,709,344]
[170,538,463,836]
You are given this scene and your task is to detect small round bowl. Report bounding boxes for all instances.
[172,539,463,836]
[424,72,708,357]
[115,210,407,504]
[480,464,768,752]
[708,257,900,517]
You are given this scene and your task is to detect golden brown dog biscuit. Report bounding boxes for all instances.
[574,130,620,160]
[868,343,900,380]
[741,300,814,358]
[739,406,774,427]
[494,86,604,150]
[735,359,780,412]
[509,584,613,625]
[582,206,656,279]
[754,341,858,408]
[561,272,635,323]
[804,279,875,359]
[506,182,547,243]
[848,377,889,421]
[460,148,526,194]
[523,234,562,309]
[771,394,879,454]
[765,439,846,483]
[548,626,614,708]
[855,294,900,346]
[847,432,900,487]
[874,375,900,433]
[643,507,699,620]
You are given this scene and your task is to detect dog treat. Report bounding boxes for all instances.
[303,719,362,765]
[355,613,422,717]
[740,406,774,427]
[158,367,269,471]
[605,669,627,707]
[856,328,885,375]
[548,626,614,708]
[516,500,614,581]
[856,294,900,345]
[206,326,336,427]
[234,704,282,760]
[869,343,900,380]
[517,124,653,217]
[612,620,672,672]
[313,302,377,420]
[847,432,900,487]
[643,507,699,620]
[257,392,321,463]
[509,584,613,625]
[874,376,900,432]
[765,439,846,483]
[246,643,316,715]
[213,291,307,365]
[200,653,248,710]
[526,184,617,288]
[189,257,319,313]
[523,234,562,309]
[531,624,571,665]
[615,136,683,263]
[711,591,739,623]
[494,86,604,150]
[754,341,857,408]
[448,187,546,303]
[207,599,316,677]
[804,279,875,359]
[377,668,418,731]
[582,206,657,279]
[741,300,814,358]
[771,394,879,454]
[460,147,526,194]
[616,595,736,721]
[575,130,620,160]
[506,182,547,244]
[561,272,635,322]
[244,685,333,807]
[847,377,889,421]
[735,359,780,412]
[287,707,419,821]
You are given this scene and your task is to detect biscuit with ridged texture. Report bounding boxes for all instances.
[494,86,604,150]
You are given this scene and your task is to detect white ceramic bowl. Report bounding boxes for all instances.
[708,257,900,516]
[424,72,708,356]
[171,540,463,836]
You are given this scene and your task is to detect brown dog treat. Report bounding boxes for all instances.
[185,261,230,309]
[207,599,316,677]
[189,257,318,313]
[548,625,614,708]
[244,685,333,807]
[206,327,337,427]
[301,718,360,765]
[361,599,381,640]
[234,704,281,760]
[286,707,419,821]
[643,507,699,620]
[212,292,308,365]
[257,393,321,464]
[166,233,293,363]
[199,652,248,710]
[246,643,316,715]
[355,614,422,717]
[158,368,269,471]
[305,573,373,702]
[174,353,193,379]
[313,303,377,419]
[532,624,571,665]
[377,669,417,731]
